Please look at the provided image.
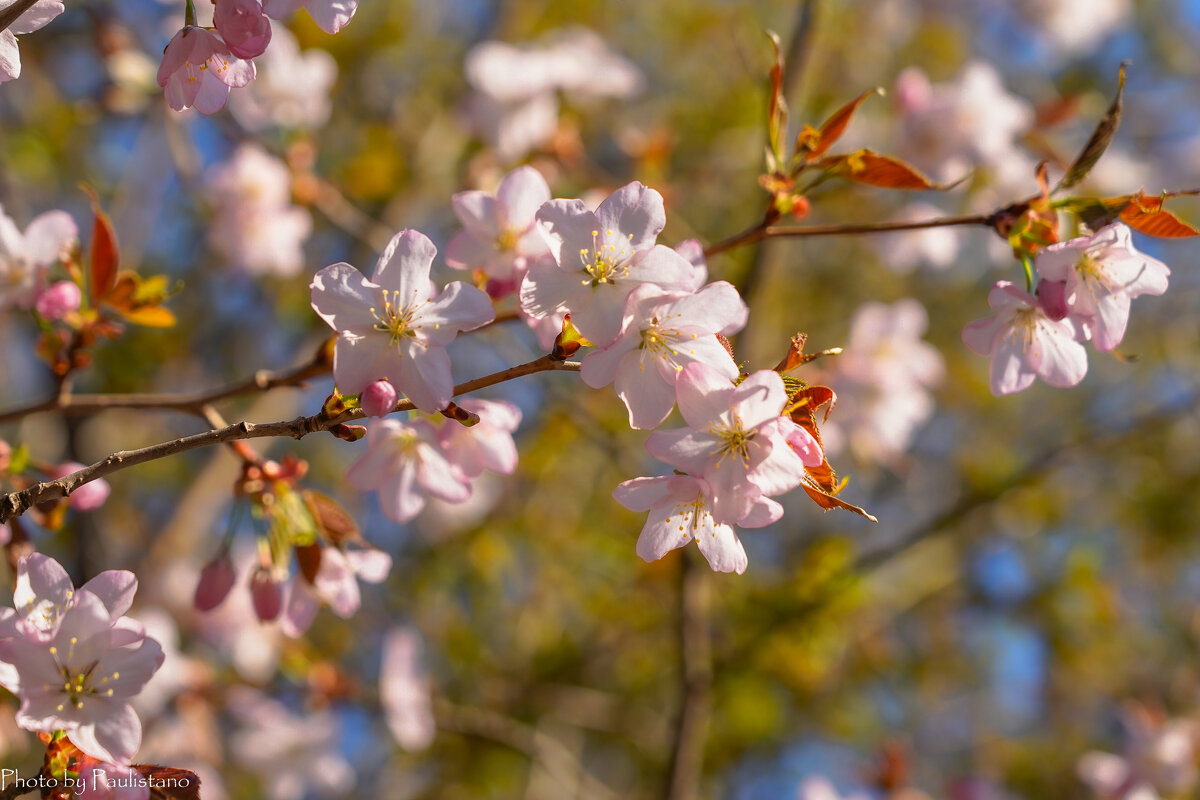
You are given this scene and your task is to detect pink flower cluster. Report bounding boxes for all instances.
[157,0,356,114]
[963,223,1170,396]
[0,554,164,765]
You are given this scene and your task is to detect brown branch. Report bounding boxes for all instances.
[703,213,991,258]
[0,0,42,35]
[664,548,712,800]
[0,355,581,524]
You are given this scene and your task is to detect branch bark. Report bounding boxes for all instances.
[0,355,581,524]
[664,548,712,800]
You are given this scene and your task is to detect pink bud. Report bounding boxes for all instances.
[250,567,283,621]
[34,281,82,321]
[53,461,110,512]
[194,556,237,611]
[361,380,398,418]
[214,0,272,59]
[1036,279,1071,321]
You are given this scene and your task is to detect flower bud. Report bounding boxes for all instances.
[361,380,398,418]
[34,281,82,321]
[250,567,284,622]
[193,555,237,612]
[53,462,110,512]
[213,0,272,59]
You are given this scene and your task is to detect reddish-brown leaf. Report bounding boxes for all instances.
[820,150,939,190]
[1119,192,1200,238]
[789,385,839,494]
[294,543,323,585]
[764,29,788,168]
[82,185,119,300]
[801,477,878,521]
[804,88,882,162]
[133,765,202,800]
[303,489,361,545]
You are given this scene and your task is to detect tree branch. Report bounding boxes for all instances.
[704,213,991,258]
[664,548,712,800]
[0,356,581,524]
[0,0,41,35]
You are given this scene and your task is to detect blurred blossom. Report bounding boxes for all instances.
[464,28,644,160]
[228,687,354,800]
[1077,707,1199,800]
[281,545,392,637]
[820,299,943,465]
[205,143,312,277]
[0,205,78,311]
[380,627,435,751]
[34,280,81,320]
[438,398,522,478]
[795,775,873,800]
[53,462,111,511]
[348,417,471,523]
[1012,0,1131,56]
[0,0,65,83]
[262,0,359,35]
[229,27,337,131]
[893,62,1034,194]
[876,203,963,273]
[187,552,282,683]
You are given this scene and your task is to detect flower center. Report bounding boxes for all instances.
[1077,252,1118,294]
[673,493,714,541]
[578,229,635,286]
[47,638,117,712]
[370,289,427,350]
[495,228,520,253]
[710,418,756,468]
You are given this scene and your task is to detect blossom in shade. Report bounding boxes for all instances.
[645,364,822,524]
[262,0,359,34]
[34,280,81,320]
[1034,222,1170,352]
[962,281,1088,396]
[157,26,255,115]
[438,398,522,479]
[346,418,471,523]
[213,0,272,60]
[446,165,553,287]
[380,627,435,751]
[53,463,110,512]
[521,182,696,346]
[0,205,78,311]
[0,556,163,765]
[282,546,392,637]
[310,230,495,412]
[0,0,65,84]
[229,27,338,131]
[614,474,784,574]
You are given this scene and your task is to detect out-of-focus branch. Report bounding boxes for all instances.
[782,0,820,101]
[665,549,712,800]
[308,177,397,253]
[0,355,581,524]
[434,698,618,800]
[0,0,41,35]
[704,213,992,259]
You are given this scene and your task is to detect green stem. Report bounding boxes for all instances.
[1021,253,1035,293]
[184,0,197,27]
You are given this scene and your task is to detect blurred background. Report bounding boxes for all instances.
[2,0,1200,798]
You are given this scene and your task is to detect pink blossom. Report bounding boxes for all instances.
[8,552,137,638]
[446,166,552,287]
[614,474,783,574]
[213,0,272,60]
[380,627,435,751]
[0,0,65,83]
[962,281,1089,396]
[228,27,337,131]
[34,280,81,320]
[157,26,255,115]
[0,204,78,310]
[645,364,821,525]
[206,144,312,277]
[361,379,398,418]
[261,0,359,34]
[53,462,111,512]
[193,555,237,612]
[310,230,495,412]
[282,546,392,637]
[1078,707,1198,800]
[521,182,697,345]
[1035,222,1170,352]
[580,281,746,430]
[438,398,522,479]
[346,418,471,523]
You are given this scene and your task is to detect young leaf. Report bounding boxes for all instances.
[764,29,788,168]
[1054,61,1128,192]
[802,87,883,163]
[133,765,202,800]
[81,185,119,300]
[1118,192,1200,238]
[303,489,361,545]
[819,150,940,190]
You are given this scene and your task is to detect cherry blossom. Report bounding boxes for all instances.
[7,552,136,637]
[53,462,111,512]
[1077,710,1198,800]
[381,626,435,751]
[282,545,392,636]
[310,229,495,412]
[522,182,697,346]
[213,0,272,60]
[962,281,1088,396]
[229,27,337,131]
[34,280,81,320]
[0,0,65,84]
[157,26,255,114]
[262,0,358,35]
[0,204,77,311]
[614,473,784,574]
[446,165,552,287]
[1035,222,1170,352]
[645,364,822,525]
[346,418,471,523]
[205,144,312,277]
[580,281,747,430]
[438,397,522,479]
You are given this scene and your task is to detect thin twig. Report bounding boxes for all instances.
[0,0,42,35]
[0,356,581,523]
[664,549,712,800]
[704,213,992,258]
